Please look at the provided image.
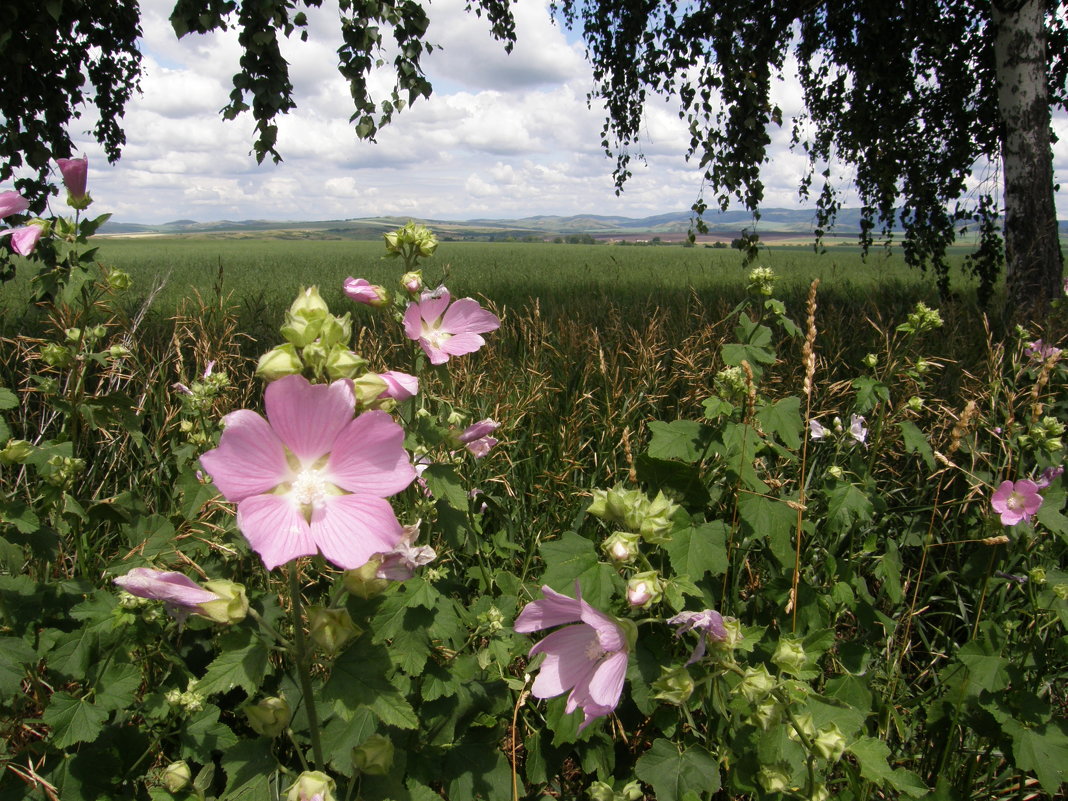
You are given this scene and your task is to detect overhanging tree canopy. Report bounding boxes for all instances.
[1,0,1063,318]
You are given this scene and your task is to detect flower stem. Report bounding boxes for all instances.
[289,562,325,769]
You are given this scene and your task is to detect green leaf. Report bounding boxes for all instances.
[179,704,238,758]
[755,395,802,450]
[663,520,728,579]
[634,738,720,801]
[1003,719,1068,795]
[824,480,874,533]
[221,738,277,799]
[195,629,268,697]
[93,662,141,712]
[737,492,795,566]
[539,531,620,610]
[897,421,935,470]
[848,736,928,797]
[423,463,470,510]
[41,692,110,748]
[324,640,418,729]
[0,636,34,698]
[0,386,18,410]
[647,420,711,463]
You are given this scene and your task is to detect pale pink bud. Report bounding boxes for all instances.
[56,156,88,200]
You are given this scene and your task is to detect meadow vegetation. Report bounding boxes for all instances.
[1,206,1066,801]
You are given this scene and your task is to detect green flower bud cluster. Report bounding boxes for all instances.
[898,301,943,335]
[177,365,231,415]
[165,685,206,715]
[1020,416,1065,455]
[476,606,505,633]
[261,287,366,382]
[45,454,85,489]
[587,780,643,801]
[384,221,438,269]
[714,365,749,404]
[772,636,808,676]
[161,761,193,794]
[106,268,133,292]
[587,485,679,544]
[747,265,777,296]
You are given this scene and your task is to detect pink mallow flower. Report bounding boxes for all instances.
[378,370,418,401]
[343,277,389,307]
[514,584,630,732]
[375,521,436,580]
[56,156,88,201]
[114,567,220,620]
[403,289,500,365]
[0,223,45,255]
[849,414,868,445]
[991,479,1043,526]
[0,190,29,219]
[668,609,727,665]
[1035,466,1064,490]
[199,374,416,571]
[458,418,499,458]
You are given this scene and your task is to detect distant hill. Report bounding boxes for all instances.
[99,208,1065,241]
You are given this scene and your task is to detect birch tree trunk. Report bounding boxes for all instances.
[993,0,1064,322]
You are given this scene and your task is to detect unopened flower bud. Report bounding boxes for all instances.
[651,665,695,705]
[343,559,390,599]
[352,372,390,406]
[735,664,776,704]
[758,765,792,794]
[352,733,395,775]
[106,268,133,292]
[0,439,34,465]
[1029,566,1047,584]
[301,341,328,374]
[287,770,336,801]
[772,637,808,675]
[41,342,74,368]
[751,697,782,730]
[307,605,362,653]
[326,345,367,381]
[626,572,663,608]
[289,286,330,321]
[587,782,615,801]
[812,722,847,762]
[161,760,192,793]
[108,344,132,359]
[256,344,303,381]
[602,531,639,563]
[827,465,845,480]
[318,313,353,349]
[619,782,643,801]
[280,312,324,348]
[245,696,292,737]
[198,580,249,624]
[400,271,423,293]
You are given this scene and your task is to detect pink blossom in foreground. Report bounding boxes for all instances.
[56,156,88,201]
[199,375,416,570]
[514,584,630,731]
[342,277,388,306]
[114,567,220,620]
[668,609,727,665]
[459,418,499,458]
[0,190,29,219]
[0,224,45,255]
[991,479,1043,526]
[403,289,500,365]
[378,370,418,401]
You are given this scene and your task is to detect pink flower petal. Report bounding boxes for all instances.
[237,494,317,570]
[265,376,355,462]
[585,649,628,708]
[418,292,451,324]
[515,585,583,632]
[327,410,415,496]
[57,157,88,199]
[528,625,599,698]
[579,599,626,653]
[200,409,290,502]
[440,332,487,358]
[379,371,418,401]
[114,568,220,606]
[440,298,500,335]
[0,190,29,218]
[10,225,44,255]
[402,303,423,341]
[310,494,405,569]
[418,338,451,365]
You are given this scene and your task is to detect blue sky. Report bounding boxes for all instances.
[58,0,1068,225]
